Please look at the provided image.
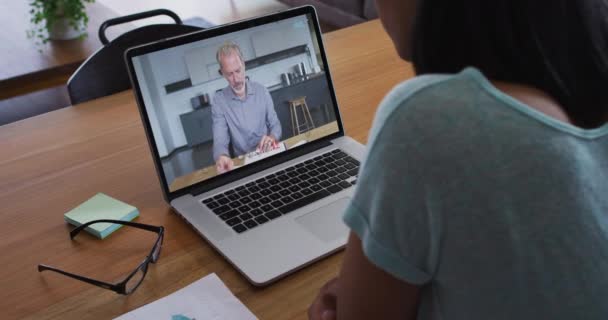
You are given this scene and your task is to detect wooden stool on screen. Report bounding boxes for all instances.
[288,96,315,136]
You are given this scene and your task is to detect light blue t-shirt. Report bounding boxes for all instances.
[343,67,608,319]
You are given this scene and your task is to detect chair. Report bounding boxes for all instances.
[67,9,203,105]
[288,96,315,135]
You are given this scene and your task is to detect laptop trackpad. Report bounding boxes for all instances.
[295,197,350,243]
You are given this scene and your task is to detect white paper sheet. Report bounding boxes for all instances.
[114,273,257,320]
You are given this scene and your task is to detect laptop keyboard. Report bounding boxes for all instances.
[201,149,360,234]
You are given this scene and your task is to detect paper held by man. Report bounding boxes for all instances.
[243,141,287,165]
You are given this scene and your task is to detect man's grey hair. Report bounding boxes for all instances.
[216,41,245,68]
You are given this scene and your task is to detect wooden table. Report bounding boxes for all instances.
[169,122,340,192]
[0,20,413,320]
[0,1,125,99]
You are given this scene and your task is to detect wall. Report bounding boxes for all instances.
[134,15,322,158]
[133,57,169,156]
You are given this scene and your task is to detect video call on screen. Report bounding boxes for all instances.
[133,14,339,192]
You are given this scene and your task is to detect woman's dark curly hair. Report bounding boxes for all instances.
[411,0,608,128]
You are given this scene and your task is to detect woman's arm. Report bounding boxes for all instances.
[310,231,421,320]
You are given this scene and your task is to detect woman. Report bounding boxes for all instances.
[310,0,608,319]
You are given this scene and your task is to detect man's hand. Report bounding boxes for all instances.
[308,277,338,320]
[215,155,234,174]
[257,135,277,153]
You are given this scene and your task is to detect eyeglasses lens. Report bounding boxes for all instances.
[125,265,146,294]
[152,234,163,262]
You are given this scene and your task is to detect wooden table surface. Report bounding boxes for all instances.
[0,1,126,99]
[0,20,413,320]
[169,122,340,192]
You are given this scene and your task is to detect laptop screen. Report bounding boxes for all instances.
[130,12,340,193]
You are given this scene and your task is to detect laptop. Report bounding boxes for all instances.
[125,5,365,286]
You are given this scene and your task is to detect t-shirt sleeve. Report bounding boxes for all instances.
[343,76,447,285]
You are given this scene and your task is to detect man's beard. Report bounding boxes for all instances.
[231,81,245,93]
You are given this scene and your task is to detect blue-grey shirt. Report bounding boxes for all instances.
[344,67,608,319]
[211,80,281,161]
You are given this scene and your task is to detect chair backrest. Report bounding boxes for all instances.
[67,9,202,105]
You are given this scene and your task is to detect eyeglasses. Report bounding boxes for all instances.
[38,219,164,295]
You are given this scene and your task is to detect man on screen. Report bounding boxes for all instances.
[212,41,282,174]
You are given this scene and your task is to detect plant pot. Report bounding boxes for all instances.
[48,18,85,41]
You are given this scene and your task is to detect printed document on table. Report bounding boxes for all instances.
[114,273,257,320]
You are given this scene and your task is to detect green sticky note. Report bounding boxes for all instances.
[64,193,139,239]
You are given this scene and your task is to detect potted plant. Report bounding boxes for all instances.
[28,0,95,43]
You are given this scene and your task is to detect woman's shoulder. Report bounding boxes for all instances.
[380,68,485,117]
[368,68,485,142]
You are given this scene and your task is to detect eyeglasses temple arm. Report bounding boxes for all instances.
[70,219,163,239]
[38,264,118,291]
